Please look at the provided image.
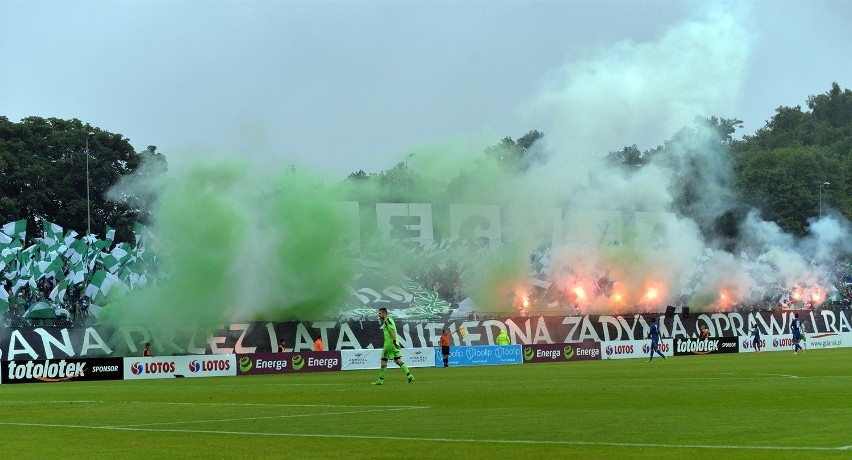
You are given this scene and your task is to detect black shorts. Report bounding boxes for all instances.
[441,345,450,355]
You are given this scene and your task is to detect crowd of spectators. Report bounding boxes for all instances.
[1,277,92,327]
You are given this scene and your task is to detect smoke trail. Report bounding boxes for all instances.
[102,5,849,327]
[103,159,353,330]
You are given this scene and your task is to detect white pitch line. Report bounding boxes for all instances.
[0,400,427,410]
[102,406,421,428]
[0,421,847,452]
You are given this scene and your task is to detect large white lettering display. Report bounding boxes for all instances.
[449,204,501,249]
[634,212,676,249]
[376,203,434,245]
[564,209,625,248]
[334,201,361,254]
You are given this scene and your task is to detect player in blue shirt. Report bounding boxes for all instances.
[791,313,803,355]
[751,326,761,353]
[647,317,666,362]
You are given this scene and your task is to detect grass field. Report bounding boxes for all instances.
[1,348,850,459]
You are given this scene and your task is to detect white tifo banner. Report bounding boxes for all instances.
[599,340,673,360]
[123,355,236,380]
[340,348,436,370]
[740,333,847,352]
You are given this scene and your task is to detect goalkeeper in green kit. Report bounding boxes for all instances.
[373,307,414,385]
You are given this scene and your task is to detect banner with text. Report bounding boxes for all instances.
[123,355,236,380]
[339,348,436,371]
[673,337,739,356]
[522,342,602,363]
[436,345,523,367]
[236,351,342,375]
[3,309,851,360]
[599,340,673,360]
[2,357,124,384]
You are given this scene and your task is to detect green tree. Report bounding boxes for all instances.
[0,116,166,241]
[733,83,852,234]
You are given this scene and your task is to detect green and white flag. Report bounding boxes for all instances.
[1,219,26,241]
[42,257,65,280]
[67,261,86,285]
[100,252,122,274]
[49,279,70,302]
[0,286,8,311]
[93,237,110,252]
[85,270,108,300]
[12,277,30,294]
[105,225,116,246]
[0,232,11,245]
[133,222,156,250]
[85,270,124,301]
[63,230,79,246]
[112,243,132,263]
[0,240,21,264]
[65,239,89,265]
[42,221,63,247]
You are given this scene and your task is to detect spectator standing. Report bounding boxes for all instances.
[496,329,511,345]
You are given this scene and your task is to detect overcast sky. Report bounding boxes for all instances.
[2,1,851,179]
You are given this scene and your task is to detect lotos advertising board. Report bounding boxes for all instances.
[673,337,739,356]
[124,355,236,380]
[339,348,436,371]
[2,357,124,384]
[521,342,601,363]
[435,345,522,367]
[742,333,845,352]
[741,335,793,353]
[600,340,673,360]
[236,351,341,375]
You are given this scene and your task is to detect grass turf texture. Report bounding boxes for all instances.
[1,348,850,459]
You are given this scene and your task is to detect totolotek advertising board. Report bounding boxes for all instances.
[339,348,436,370]
[521,342,601,363]
[434,345,522,367]
[1,357,124,384]
[600,340,673,360]
[123,355,236,380]
[236,351,342,375]
[673,337,739,356]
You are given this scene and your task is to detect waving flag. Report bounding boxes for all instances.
[42,221,64,247]
[1,219,26,241]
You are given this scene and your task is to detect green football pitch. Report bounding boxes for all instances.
[1,348,850,459]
